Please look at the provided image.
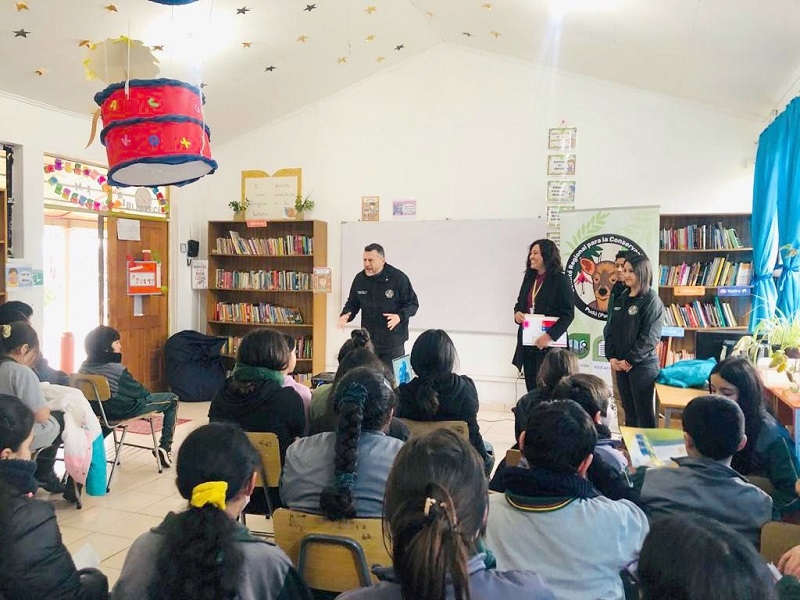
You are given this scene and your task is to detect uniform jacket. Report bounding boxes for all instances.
[79,361,151,419]
[209,376,306,461]
[0,459,108,600]
[635,456,772,545]
[336,553,555,600]
[603,288,664,365]
[341,264,419,351]
[397,374,491,472]
[512,271,574,370]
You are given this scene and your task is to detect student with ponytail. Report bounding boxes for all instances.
[113,422,311,600]
[397,329,493,475]
[338,429,554,600]
[281,366,404,519]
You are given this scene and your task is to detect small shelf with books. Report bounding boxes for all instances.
[658,213,752,366]
[207,220,327,381]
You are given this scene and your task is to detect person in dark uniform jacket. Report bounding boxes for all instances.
[339,243,419,369]
[512,239,575,391]
[603,253,664,428]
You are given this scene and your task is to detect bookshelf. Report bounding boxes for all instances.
[657,213,752,367]
[206,219,327,383]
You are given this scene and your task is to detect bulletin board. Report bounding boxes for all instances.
[241,169,302,220]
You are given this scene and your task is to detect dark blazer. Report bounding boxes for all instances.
[512,270,575,370]
[603,288,664,365]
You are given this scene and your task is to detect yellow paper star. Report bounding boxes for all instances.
[34,68,47,76]
[78,39,92,48]
[482,2,492,8]
[425,11,434,18]
[337,56,347,64]
[376,56,385,63]
[15,2,29,12]
[365,5,376,14]
[490,30,501,39]
[180,137,191,149]
[296,35,309,43]
[242,42,252,48]
[151,45,164,51]
[365,34,376,42]
[104,4,118,12]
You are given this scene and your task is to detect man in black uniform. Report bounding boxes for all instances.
[339,243,419,368]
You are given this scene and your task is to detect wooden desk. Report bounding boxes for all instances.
[764,371,800,460]
[655,384,707,428]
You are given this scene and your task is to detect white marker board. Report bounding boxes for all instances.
[341,219,547,334]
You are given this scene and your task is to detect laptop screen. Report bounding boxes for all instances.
[392,354,414,385]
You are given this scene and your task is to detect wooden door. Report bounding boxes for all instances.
[105,217,169,391]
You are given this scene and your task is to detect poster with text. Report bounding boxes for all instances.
[548,127,578,150]
[361,196,380,221]
[547,180,576,203]
[547,154,576,176]
[560,206,660,383]
[392,198,417,219]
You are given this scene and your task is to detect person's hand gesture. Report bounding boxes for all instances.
[337,313,351,329]
[779,545,800,577]
[384,313,400,330]
[514,311,526,324]
[535,333,552,350]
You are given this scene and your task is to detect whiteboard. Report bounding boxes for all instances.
[341,219,547,335]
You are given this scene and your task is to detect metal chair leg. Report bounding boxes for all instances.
[108,426,129,492]
[149,419,163,474]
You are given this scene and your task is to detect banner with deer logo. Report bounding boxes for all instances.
[561,206,660,382]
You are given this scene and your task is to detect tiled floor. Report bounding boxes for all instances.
[49,401,516,588]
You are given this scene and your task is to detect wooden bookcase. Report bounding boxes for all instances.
[0,190,6,300]
[206,219,327,382]
[658,213,752,363]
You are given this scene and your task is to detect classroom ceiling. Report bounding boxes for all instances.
[1,0,799,144]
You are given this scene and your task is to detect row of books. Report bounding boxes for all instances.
[660,223,744,250]
[658,259,752,287]
[213,231,314,256]
[663,299,738,329]
[213,302,304,324]
[655,341,695,368]
[221,335,313,359]
[214,269,313,292]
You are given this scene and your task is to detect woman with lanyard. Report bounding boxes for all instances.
[512,239,575,392]
[603,253,664,427]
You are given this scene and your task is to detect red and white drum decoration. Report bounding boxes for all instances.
[94,78,217,187]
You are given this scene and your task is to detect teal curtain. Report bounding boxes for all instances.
[776,98,800,317]
[750,108,782,330]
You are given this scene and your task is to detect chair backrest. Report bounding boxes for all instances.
[245,432,282,488]
[273,508,392,592]
[761,521,800,564]
[505,448,522,467]
[69,373,112,402]
[397,418,469,440]
[747,475,776,496]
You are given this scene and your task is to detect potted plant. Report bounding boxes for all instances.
[733,310,800,389]
[294,193,314,220]
[228,199,249,221]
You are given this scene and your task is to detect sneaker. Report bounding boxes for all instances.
[155,447,173,468]
[37,472,67,494]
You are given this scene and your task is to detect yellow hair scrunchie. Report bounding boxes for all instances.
[190,481,228,510]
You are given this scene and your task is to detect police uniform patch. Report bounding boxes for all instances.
[385,289,395,299]
[628,305,638,316]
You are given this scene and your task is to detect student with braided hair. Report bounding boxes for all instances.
[280,366,404,519]
[113,422,311,600]
[338,429,554,599]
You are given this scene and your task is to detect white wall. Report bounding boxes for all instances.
[173,43,762,408]
[0,92,107,352]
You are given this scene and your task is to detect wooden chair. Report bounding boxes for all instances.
[747,475,776,496]
[273,508,392,592]
[761,521,800,563]
[242,432,282,530]
[505,448,522,467]
[69,373,162,492]
[397,418,469,440]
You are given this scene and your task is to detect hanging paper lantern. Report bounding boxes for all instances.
[94,78,217,187]
[148,0,198,4]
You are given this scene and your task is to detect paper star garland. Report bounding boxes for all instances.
[34,68,47,76]
[394,44,404,51]
[490,30,501,39]
[365,6,376,13]
[297,35,309,42]
[151,45,165,51]
[425,11,434,17]
[199,83,208,88]
[104,4,118,12]
[78,39,92,48]
[337,56,347,64]
[304,4,316,11]
[13,29,29,38]
[365,34,376,42]
[242,42,252,48]
[15,2,28,12]
[482,3,492,8]
[236,6,250,14]
[376,56,385,63]
[462,32,473,37]
[264,65,276,72]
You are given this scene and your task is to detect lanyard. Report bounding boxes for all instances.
[530,277,544,313]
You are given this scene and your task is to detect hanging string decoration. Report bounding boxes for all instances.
[94,78,217,187]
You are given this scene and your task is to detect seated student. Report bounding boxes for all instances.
[0,301,69,386]
[281,335,311,434]
[513,347,578,441]
[280,366,404,519]
[710,356,800,515]
[309,328,373,434]
[0,321,63,492]
[550,373,635,501]
[638,514,777,600]
[485,400,648,600]
[80,326,179,467]
[0,395,108,600]
[338,428,555,600]
[113,422,311,600]
[634,395,772,545]
[209,328,305,460]
[397,329,493,476]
